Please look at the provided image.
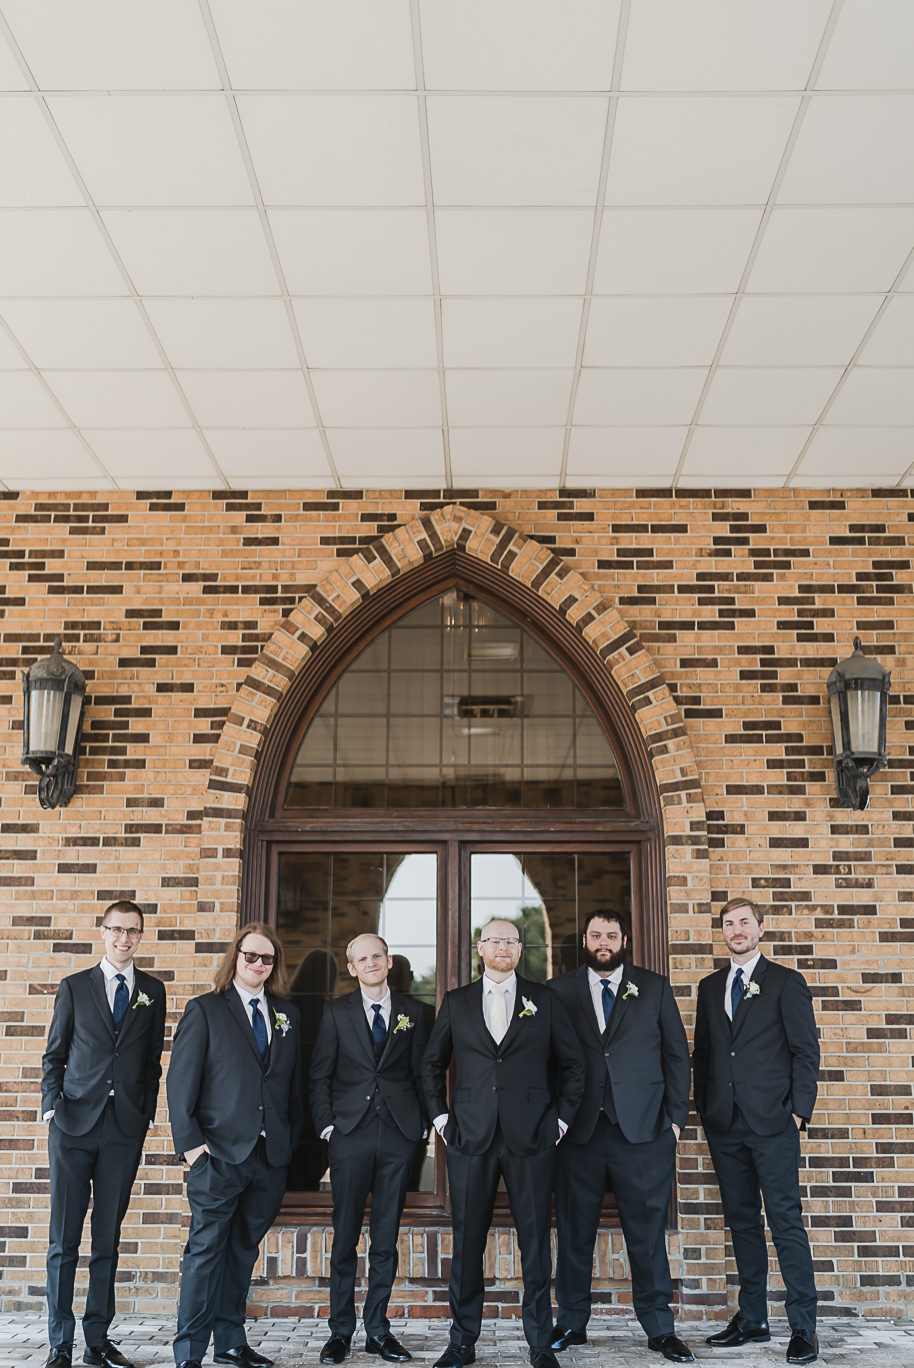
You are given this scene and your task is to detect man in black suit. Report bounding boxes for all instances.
[168,922,303,1368]
[693,897,820,1366]
[41,899,166,1368]
[549,910,694,1365]
[309,934,430,1365]
[422,920,585,1368]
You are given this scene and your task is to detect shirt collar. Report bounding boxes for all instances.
[587,964,624,988]
[483,971,516,994]
[233,980,266,1009]
[729,951,762,981]
[362,987,391,1013]
[100,956,134,985]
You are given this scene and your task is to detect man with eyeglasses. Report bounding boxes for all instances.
[167,922,303,1368]
[422,920,585,1368]
[41,900,166,1368]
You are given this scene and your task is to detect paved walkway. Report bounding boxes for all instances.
[1,1318,913,1368]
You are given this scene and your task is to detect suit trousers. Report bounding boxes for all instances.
[445,1123,555,1352]
[173,1139,287,1363]
[328,1115,419,1338]
[554,1113,677,1339]
[46,1100,146,1346]
[704,1109,817,1333]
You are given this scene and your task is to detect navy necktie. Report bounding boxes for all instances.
[601,978,616,1028]
[371,1003,387,1056]
[250,997,268,1059]
[113,973,129,1026]
[730,967,744,1020]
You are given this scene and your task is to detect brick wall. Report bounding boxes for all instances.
[0,486,911,1322]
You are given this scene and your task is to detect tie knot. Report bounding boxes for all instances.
[116,973,126,982]
[734,967,743,981]
[373,1003,382,1017]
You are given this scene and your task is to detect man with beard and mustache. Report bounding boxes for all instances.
[548,911,694,1364]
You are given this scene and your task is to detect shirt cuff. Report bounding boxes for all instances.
[43,1110,54,1122]
[320,1125,334,1141]
[558,1118,568,1136]
[433,1113,448,1134]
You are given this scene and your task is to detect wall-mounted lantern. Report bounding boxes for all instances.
[826,637,891,811]
[21,636,86,809]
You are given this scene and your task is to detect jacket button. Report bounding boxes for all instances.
[496,1058,503,1064]
[106,1079,112,1085]
[730,1051,736,1057]
[492,1085,497,1091]
[258,1105,263,1111]
[366,1095,371,1101]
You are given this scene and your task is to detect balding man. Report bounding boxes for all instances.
[422,921,585,1368]
[309,934,430,1366]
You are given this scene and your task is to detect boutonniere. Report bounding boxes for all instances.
[273,1010,291,1036]
[519,996,538,1018]
[622,982,639,1001]
[743,980,761,1001]
[393,1014,414,1033]
[132,992,152,1010]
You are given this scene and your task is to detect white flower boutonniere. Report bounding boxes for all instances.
[622,982,639,1001]
[132,992,152,1010]
[393,1014,414,1033]
[743,980,761,1001]
[519,996,537,1018]
[273,1010,291,1036]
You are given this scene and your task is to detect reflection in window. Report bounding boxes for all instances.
[285,591,624,810]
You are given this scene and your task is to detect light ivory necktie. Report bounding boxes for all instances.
[489,983,509,1044]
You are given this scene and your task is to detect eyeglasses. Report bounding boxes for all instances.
[103,925,142,941]
[479,937,520,948]
[240,950,275,966]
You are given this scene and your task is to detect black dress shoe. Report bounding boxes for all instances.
[176,1362,203,1368]
[786,1330,818,1365]
[215,1350,274,1368]
[648,1334,695,1364]
[549,1326,587,1352]
[706,1315,771,1347]
[47,1345,73,1368]
[366,1335,412,1363]
[319,1338,351,1366]
[85,1344,135,1368]
[530,1351,560,1368]
[433,1347,476,1368]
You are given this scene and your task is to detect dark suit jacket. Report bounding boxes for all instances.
[549,962,691,1145]
[41,964,166,1138]
[308,989,430,1142]
[167,988,304,1167]
[693,953,819,1136]
[422,975,585,1157]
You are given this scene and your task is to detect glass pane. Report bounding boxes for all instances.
[279,850,438,1196]
[285,590,624,810]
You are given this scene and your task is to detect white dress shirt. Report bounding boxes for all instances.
[233,981,272,1044]
[725,951,762,1021]
[587,964,624,1032]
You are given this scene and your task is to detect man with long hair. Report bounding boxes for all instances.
[168,923,304,1368]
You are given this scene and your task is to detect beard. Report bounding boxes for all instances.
[582,944,627,975]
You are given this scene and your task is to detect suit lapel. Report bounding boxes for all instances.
[88,965,116,1040]
[731,954,768,1042]
[378,993,412,1069]
[462,978,496,1053]
[606,965,635,1042]
[224,986,267,1070]
[572,965,604,1045]
[347,988,379,1067]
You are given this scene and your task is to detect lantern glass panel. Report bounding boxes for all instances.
[65,694,83,756]
[829,692,844,754]
[29,688,65,755]
[847,688,882,758]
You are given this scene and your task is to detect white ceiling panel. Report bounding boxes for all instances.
[818,0,914,91]
[446,371,573,426]
[798,427,913,476]
[328,429,445,478]
[85,429,213,478]
[0,99,82,206]
[606,96,800,205]
[622,0,830,92]
[143,299,298,369]
[449,428,564,474]
[48,95,252,207]
[779,95,914,205]
[237,95,425,206]
[701,368,842,425]
[0,430,103,478]
[0,327,28,367]
[0,299,162,369]
[270,209,432,295]
[436,209,593,294]
[0,33,28,90]
[566,426,685,476]
[101,209,279,295]
[721,296,881,367]
[574,368,707,424]
[293,299,437,368]
[0,371,68,426]
[211,0,415,91]
[178,371,316,428]
[823,369,914,426]
[584,296,731,366]
[45,371,188,427]
[684,427,811,476]
[747,207,914,293]
[0,210,127,295]
[419,0,621,92]
[426,96,607,207]
[204,428,331,477]
[3,0,219,89]
[309,371,442,426]
[442,299,583,368]
[593,208,762,293]
[858,296,914,366]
